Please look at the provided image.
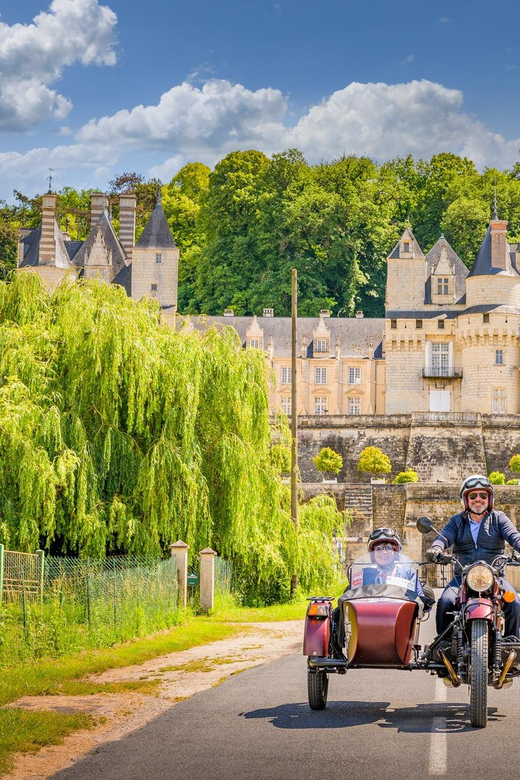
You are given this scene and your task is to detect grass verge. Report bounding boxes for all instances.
[0,709,95,776]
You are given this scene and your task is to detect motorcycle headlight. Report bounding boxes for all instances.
[466,564,494,593]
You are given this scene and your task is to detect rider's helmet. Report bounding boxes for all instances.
[460,474,494,513]
[367,528,402,554]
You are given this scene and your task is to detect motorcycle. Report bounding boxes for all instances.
[303,515,520,728]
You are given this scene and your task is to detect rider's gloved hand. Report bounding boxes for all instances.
[425,547,442,563]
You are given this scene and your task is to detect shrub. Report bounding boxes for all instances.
[357,446,391,477]
[509,454,520,474]
[313,447,343,475]
[392,468,419,484]
[507,479,519,485]
[488,471,505,485]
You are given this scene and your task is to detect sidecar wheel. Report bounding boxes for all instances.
[308,668,328,710]
[470,618,488,728]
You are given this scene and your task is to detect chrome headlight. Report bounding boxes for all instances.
[466,563,494,593]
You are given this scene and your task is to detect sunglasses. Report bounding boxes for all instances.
[373,544,397,552]
[468,492,489,500]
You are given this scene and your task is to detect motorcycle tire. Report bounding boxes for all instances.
[308,669,328,710]
[470,619,488,728]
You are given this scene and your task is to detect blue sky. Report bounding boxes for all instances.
[1,0,520,200]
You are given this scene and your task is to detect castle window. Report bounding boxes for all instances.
[315,339,328,353]
[492,388,506,414]
[403,242,410,252]
[315,396,327,415]
[348,397,360,415]
[151,283,158,291]
[495,350,504,365]
[281,366,291,384]
[483,313,490,323]
[156,253,162,263]
[315,367,327,384]
[348,367,361,384]
[416,320,423,329]
[390,319,397,329]
[438,319,445,329]
[437,277,450,295]
[280,396,291,415]
[249,339,260,349]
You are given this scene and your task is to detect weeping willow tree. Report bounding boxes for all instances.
[0,273,340,600]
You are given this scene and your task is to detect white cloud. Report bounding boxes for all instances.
[400,54,414,65]
[2,78,520,199]
[0,0,117,131]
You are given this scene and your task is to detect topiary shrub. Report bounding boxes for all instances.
[509,454,520,474]
[313,446,343,475]
[357,446,391,478]
[392,468,419,484]
[488,471,506,485]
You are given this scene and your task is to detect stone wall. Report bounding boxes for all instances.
[297,413,520,484]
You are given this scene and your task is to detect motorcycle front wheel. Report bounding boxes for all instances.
[308,669,328,710]
[470,619,489,728]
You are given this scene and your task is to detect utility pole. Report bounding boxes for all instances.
[290,268,298,595]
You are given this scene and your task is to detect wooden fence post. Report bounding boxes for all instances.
[169,541,189,608]
[199,548,217,613]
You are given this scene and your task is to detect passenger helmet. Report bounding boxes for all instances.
[460,474,494,512]
[367,528,402,553]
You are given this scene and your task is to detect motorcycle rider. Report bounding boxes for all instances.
[426,474,520,640]
[332,528,433,653]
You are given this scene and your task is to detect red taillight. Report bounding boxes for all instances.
[307,602,330,617]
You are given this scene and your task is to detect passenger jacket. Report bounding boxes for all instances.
[432,509,520,572]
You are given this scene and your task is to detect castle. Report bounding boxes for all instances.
[18,191,520,419]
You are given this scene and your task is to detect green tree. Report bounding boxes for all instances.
[509,454,520,474]
[357,446,391,478]
[313,447,343,476]
[392,468,419,484]
[488,471,506,485]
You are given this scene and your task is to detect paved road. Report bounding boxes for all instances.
[52,615,520,780]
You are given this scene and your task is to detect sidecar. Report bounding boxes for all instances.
[304,553,429,709]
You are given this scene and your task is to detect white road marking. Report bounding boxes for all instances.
[429,678,448,776]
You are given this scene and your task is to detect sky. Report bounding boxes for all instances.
[1,0,520,201]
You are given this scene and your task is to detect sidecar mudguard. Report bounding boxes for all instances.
[345,598,418,667]
[303,615,331,658]
[465,598,493,621]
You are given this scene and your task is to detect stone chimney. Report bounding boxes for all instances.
[119,194,136,263]
[90,193,108,228]
[489,218,508,272]
[39,193,57,265]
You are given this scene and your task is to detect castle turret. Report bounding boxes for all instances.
[131,194,179,309]
[385,227,425,310]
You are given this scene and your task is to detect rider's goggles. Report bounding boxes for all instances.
[373,544,397,552]
[464,477,491,490]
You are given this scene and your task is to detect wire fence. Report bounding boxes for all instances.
[0,546,235,664]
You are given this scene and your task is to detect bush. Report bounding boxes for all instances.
[507,479,519,485]
[509,454,520,474]
[357,446,391,477]
[488,471,505,485]
[392,468,419,484]
[313,447,343,475]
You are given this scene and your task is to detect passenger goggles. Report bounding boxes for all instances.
[369,528,396,541]
[468,491,489,500]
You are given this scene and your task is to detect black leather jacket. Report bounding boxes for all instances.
[432,509,520,572]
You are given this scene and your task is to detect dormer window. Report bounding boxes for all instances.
[437,277,449,295]
[403,241,410,252]
[249,339,261,349]
[315,339,328,353]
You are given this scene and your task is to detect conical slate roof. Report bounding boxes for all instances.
[468,220,518,278]
[135,200,177,249]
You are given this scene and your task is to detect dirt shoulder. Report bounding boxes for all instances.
[5,620,303,780]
